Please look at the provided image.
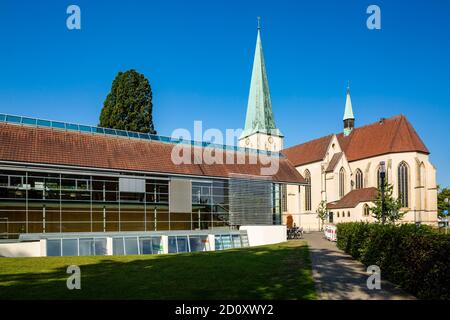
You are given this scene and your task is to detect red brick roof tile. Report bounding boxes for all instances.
[283,115,429,166]
[0,123,305,184]
[327,187,378,209]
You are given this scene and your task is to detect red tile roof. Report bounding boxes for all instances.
[282,134,333,167]
[337,115,429,161]
[0,123,306,184]
[327,187,378,209]
[283,115,429,166]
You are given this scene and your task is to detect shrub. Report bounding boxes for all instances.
[336,222,450,300]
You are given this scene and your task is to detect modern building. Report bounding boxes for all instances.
[0,22,304,256]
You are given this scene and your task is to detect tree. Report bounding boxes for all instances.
[437,185,450,218]
[99,69,156,134]
[316,200,327,231]
[370,182,404,224]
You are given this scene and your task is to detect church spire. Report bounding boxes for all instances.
[240,18,282,140]
[343,82,355,136]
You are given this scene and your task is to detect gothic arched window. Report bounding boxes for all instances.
[398,161,409,207]
[304,170,311,211]
[339,167,346,199]
[363,204,370,217]
[355,169,363,189]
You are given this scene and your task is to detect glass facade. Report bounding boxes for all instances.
[0,168,285,239]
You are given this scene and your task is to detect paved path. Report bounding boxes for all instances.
[302,232,415,300]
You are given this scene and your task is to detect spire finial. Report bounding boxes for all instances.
[257,16,261,30]
[347,80,350,93]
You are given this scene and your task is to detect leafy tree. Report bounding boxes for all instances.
[316,200,328,230]
[99,69,156,134]
[370,181,404,224]
[437,185,450,218]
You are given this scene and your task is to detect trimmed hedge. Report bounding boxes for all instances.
[336,222,450,300]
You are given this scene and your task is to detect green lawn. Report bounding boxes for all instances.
[0,240,316,300]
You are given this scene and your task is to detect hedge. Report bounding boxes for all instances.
[336,222,450,300]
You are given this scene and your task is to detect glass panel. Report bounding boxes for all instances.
[47,239,61,256]
[113,237,124,255]
[37,119,51,127]
[168,236,177,253]
[6,115,21,123]
[79,238,94,256]
[0,114,5,121]
[232,234,242,248]
[104,128,116,135]
[62,239,78,256]
[176,236,189,253]
[221,234,232,249]
[95,238,108,255]
[52,121,65,129]
[214,235,223,250]
[116,130,128,137]
[124,237,139,255]
[66,123,78,131]
[189,236,207,252]
[128,131,139,138]
[151,237,163,254]
[79,125,92,132]
[22,117,37,125]
[139,237,153,254]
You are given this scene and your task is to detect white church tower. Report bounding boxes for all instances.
[239,18,284,152]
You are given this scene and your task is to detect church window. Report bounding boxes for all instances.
[355,169,363,189]
[398,161,409,207]
[304,170,311,211]
[339,167,346,199]
[363,204,370,217]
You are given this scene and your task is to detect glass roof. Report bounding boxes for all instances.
[0,113,283,157]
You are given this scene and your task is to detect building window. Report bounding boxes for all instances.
[339,167,346,199]
[398,161,409,207]
[347,211,350,217]
[363,204,370,217]
[304,170,311,211]
[337,212,340,218]
[355,169,363,189]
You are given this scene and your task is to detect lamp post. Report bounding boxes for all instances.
[445,198,449,234]
[379,161,386,224]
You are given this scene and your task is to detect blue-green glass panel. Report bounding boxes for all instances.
[79,125,92,132]
[95,127,104,134]
[21,117,37,125]
[6,115,21,123]
[66,123,79,131]
[0,114,6,121]
[139,133,150,140]
[37,119,51,127]
[116,130,128,137]
[52,121,65,129]
[128,131,139,138]
[104,128,116,135]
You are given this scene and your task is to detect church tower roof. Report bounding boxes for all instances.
[241,18,282,139]
[343,84,354,121]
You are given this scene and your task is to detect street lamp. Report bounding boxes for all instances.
[445,198,449,234]
[379,161,386,224]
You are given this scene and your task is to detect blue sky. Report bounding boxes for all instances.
[0,0,449,186]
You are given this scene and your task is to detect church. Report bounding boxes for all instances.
[238,22,438,230]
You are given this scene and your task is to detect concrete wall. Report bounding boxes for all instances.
[0,240,45,257]
[240,225,287,246]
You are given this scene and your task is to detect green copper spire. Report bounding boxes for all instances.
[343,82,355,136]
[241,18,282,139]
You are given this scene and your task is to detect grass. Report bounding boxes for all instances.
[0,240,316,300]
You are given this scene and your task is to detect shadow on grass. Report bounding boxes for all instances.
[0,241,316,300]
